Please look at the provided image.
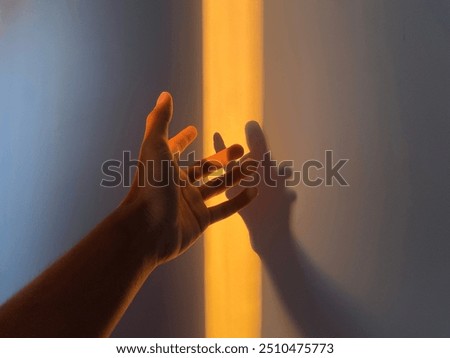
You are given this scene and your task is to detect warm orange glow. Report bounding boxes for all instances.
[203,0,263,337]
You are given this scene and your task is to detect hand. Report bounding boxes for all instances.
[120,92,258,266]
[0,92,258,338]
[214,121,296,256]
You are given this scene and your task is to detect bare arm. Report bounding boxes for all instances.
[0,206,153,337]
[0,92,257,337]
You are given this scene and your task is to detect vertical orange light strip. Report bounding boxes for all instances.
[203,0,263,337]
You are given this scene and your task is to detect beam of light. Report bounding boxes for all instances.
[202,0,263,337]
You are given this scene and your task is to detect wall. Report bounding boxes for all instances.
[263,0,450,337]
[0,0,203,337]
[1,0,450,338]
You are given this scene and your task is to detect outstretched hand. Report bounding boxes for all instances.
[0,92,258,338]
[121,92,258,266]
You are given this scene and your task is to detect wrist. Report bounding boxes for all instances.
[108,201,162,272]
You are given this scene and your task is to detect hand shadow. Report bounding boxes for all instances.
[215,121,374,337]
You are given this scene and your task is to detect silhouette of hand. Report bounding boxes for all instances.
[213,121,296,256]
[121,92,258,266]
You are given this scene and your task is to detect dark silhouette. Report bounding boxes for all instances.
[215,121,376,337]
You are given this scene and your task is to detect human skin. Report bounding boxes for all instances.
[0,92,257,337]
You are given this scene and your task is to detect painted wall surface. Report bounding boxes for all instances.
[0,0,203,337]
[262,0,450,337]
[1,0,450,338]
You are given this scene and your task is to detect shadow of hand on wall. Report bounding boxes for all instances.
[215,121,371,337]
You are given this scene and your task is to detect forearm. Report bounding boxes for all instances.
[0,91,253,337]
[0,204,156,337]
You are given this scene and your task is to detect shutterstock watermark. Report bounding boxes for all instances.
[100,150,349,188]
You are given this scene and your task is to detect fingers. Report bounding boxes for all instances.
[214,123,268,163]
[208,187,258,224]
[213,132,226,152]
[212,132,241,171]
[145,92,173,140]
[187,144,244,182]
[169,126,198,154]
[199,160,257,200]
[245,121,268,160]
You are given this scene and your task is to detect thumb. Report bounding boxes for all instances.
[145,92,173,140]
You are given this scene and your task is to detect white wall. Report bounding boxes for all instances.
[0,0,204,337]
[2,0,449,338]
[263,0,450,337]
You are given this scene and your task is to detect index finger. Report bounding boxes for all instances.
[245,121,268,160]
[213,132,227,153]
